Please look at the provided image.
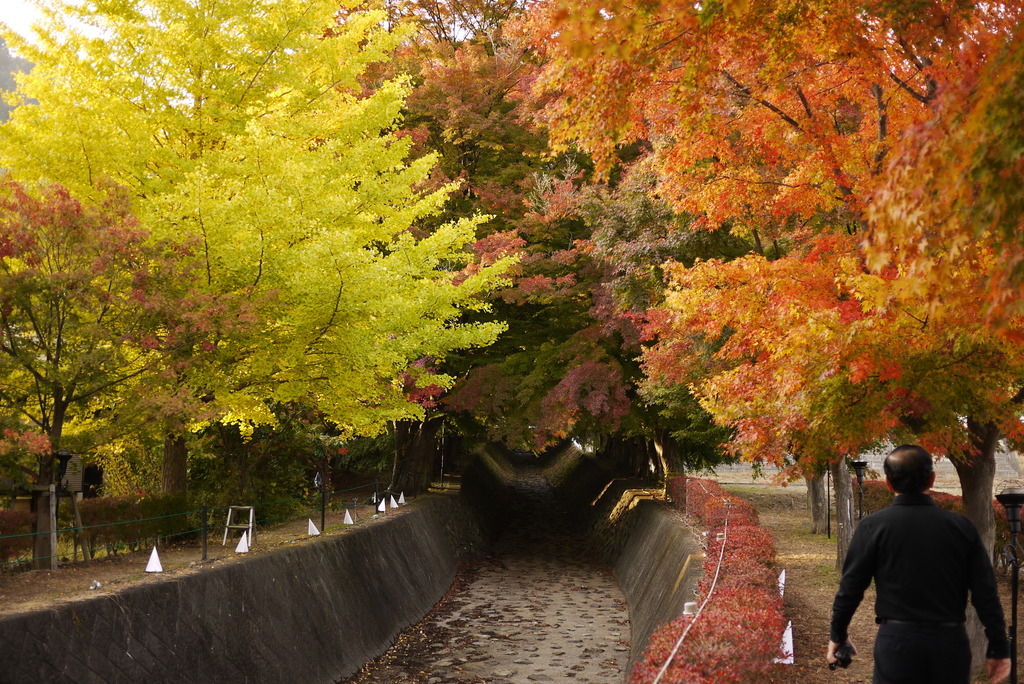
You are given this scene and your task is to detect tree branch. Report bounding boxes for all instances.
[795,86,813,119]
[722,71,803,131]
[871,82,889,174]
[888,71,932,106]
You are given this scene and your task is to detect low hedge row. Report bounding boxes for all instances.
[0,494,193,564]
[0,510,34,562]
[78,493,190,555]
[630,478,785,683]
[859,480,1010,543]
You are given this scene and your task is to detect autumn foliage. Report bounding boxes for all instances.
[631,478,784,683]
[0,510,33,562]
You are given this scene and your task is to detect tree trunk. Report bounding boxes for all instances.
[806,473,828,535]
[951,419,1000,679]
[952,420,999,552]
[831,459,855,571]
[32,484,56,570]
[653,429,685,477]
[390,417,444,496]
[216,424,250,500]
[161,433,188,494]
[34,407,67,569]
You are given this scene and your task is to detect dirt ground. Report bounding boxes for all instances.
[727,485,879,684]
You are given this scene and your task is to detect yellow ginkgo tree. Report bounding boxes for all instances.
[0,0,511,494]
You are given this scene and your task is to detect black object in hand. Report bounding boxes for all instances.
[829,642,854,670]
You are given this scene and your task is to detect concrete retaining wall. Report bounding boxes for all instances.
[607,500,703,667]
[0,494,484,684]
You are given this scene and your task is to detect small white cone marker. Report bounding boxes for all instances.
[377,498,386,514]
[343,509,354,525]
[778,569,786,597]
[398,492,406,505]
[235,532,249,553]
[389,495,398,509]
[774,621,795,664]
[146,545,163,573]
[308,519,320,536]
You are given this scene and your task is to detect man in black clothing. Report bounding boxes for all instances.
[827,444,1011,683]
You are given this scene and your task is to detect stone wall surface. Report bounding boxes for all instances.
[0,494,483,684]
[607,501,702,667]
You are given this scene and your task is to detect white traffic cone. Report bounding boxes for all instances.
[774,621,794,664]
[146,545,163,573]
[308,519,320,536]
[235,531,249,553]
[377,498,386,514]
[343,509,354,525]
[389,494,399,509]
[398,492,406,505]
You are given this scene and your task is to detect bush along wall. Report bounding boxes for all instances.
[630,478,786,684]
[0,510,33,563]
[78,492,190,555]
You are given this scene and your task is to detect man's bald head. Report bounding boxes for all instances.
[883,444,935,494]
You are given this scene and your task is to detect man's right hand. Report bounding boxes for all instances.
[826,639,856,668]
[986,658,1010,683]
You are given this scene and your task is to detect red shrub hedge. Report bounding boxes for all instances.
[0,510,34,563]
[79,493,189,554]
[631,479,785,683]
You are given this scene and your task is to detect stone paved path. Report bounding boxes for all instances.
[343,471,631,683]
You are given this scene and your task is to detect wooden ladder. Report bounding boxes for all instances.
[222,506,256,546]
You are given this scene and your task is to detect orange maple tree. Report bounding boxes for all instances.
[867,20,1024,328]
[520,0,1024,556]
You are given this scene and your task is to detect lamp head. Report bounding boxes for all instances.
[54,449,73,481]
[852,459,868,485]
[996,486,1024,535]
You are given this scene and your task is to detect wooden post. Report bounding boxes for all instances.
[70,492,91,561]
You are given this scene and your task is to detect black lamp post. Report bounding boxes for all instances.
[996,486,1024,684]
[852,459,868,520]
[314,471,326,533]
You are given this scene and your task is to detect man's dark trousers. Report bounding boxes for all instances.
[873,621,970,684]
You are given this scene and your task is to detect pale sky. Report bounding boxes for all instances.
[2,1,41,40]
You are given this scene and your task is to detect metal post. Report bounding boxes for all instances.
[201,506,208,561]
[320,478,327,533]
[1010,539,1019,684]
[997,486,1024,684]
[48,484,57,566]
